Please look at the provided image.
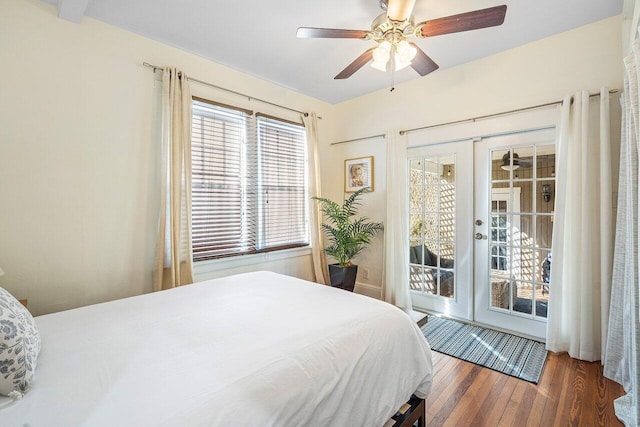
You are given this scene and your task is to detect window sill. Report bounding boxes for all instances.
[193,246,312,276]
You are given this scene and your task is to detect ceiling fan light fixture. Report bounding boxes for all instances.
[501,164,520,171]
[396,40,417,60]
[371,41,392,71]
[371,58,388,72]
[394,53,411,70]
[394,40,417,70]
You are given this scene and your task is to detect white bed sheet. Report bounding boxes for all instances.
[0,271,432,426]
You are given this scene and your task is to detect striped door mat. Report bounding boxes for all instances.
[421,316,548,383]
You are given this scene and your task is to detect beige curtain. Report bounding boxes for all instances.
[382,131,412,308]
[303,113,330,285]
[546,89,613,361]
[153,68,194,291]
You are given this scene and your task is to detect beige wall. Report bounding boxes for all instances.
[324,16,624,295]
[0,0,333,315]
[0,0,625,314]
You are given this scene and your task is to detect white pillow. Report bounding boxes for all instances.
[0,287,41,399]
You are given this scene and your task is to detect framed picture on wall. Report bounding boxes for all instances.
[345,156,374,192]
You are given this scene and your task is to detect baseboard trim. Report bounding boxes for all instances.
[354,282,381,299]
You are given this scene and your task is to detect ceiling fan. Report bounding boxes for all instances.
[501,152,556,171]
[296,0,507,80]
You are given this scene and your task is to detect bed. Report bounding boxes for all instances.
[0,271,433,426]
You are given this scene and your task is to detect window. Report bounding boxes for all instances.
[490,199,509,271]
[191,98,309,261]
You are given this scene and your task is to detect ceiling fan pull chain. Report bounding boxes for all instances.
[390,60,396,92]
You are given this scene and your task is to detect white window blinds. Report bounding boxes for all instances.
[257,114,308,250]
[191,99,309,261]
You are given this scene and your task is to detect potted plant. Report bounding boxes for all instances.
[312,188,383,291]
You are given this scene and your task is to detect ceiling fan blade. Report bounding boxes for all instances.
[516,156,555,165]
[334,48,376,80]
[297,27,369,39]
[386,0,417,21]
[409,43,439,76]
[418,5,507,37]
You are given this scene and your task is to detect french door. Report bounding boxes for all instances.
[409,128,556,340]
[474,129,555,339]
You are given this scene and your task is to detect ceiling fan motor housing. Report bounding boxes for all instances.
[371,13,415,43]
[503,152,521,167]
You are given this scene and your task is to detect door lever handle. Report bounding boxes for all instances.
[475,233,486,240]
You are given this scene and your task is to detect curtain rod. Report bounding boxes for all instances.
[399,89,620,136]
[331,133,386,146]
[143,62,309,117]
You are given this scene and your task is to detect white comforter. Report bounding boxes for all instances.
[0,271,432,426]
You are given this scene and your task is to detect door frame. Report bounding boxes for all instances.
[404,106,561,339]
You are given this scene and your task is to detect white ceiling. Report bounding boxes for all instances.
[45,0,623,104]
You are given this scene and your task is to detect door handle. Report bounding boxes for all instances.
[475,233,486,240]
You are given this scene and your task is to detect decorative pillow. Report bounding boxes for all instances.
[0,287,41,399]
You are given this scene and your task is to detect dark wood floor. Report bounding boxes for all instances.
[426,350,625,427]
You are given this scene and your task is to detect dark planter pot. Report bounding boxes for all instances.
[329,264,358,292]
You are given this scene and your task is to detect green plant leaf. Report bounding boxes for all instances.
[312,188,383,267]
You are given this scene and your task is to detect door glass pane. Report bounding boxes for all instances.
[535,250,552,284]
[409,266,423,291]
[519,247,534,282]
[491,184,510,211]
[510,214,533,247]
[513,146,534,181]
[536,216,553,250]
[492,149,511,179]
[439,243,454,298]
[409,214,423,239]
[439,271,454,298]
[513,281,533,315]
[423,159,438,185]
[409,239,421,264]
[440,154,455,176]
[424,269,437,295]
[409,185,426,209]
[513,181,532,213]
[437,242,455,264]
[439,214,455,242]
[409,158,423,175]
[535,285,549,318]
[491,278,511,310]
[537,145,556,179]
[442,162,455,183]
[408,154,456,299]
[422,213,438,241]
[536,181,555,213]
[441,184,455,211]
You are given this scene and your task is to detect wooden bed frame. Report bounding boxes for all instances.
[388,395,426,427]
